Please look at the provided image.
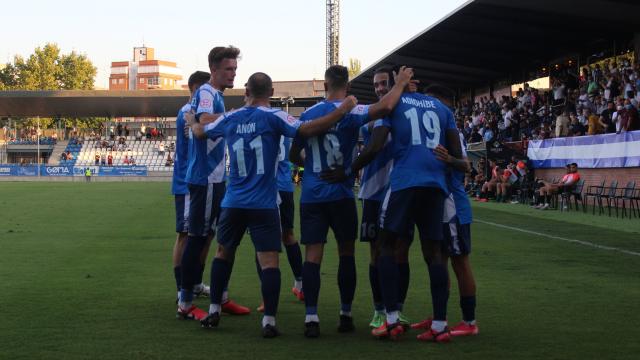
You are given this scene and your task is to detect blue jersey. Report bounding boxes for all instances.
[172,103,191,195]
[382,93,457,193]
[358,119,393,202]
[277,136,294,192]
[185,83,226,185]
[294,100,370,203]
[204,106,301,209]
[444,132,472,224]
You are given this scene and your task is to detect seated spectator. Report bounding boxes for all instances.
[107,153,113,166]
[95,153,100,165]
[569,113,586,136]
[158,142,165,156]
[533,163,581,210]
[619,99,639,131]
[469,127,483,143]
[129,156,136,165]
[586,108,603,135]
[66,151,73,160]
[60,152,67,161]
[599,101,616,133]
[100,153,106,166]
[497,164,519,203]
[165,153,174,167]
[482,124,494,142]
[123,155,129,165]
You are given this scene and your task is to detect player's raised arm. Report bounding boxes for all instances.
[366,66,414,120]
[295,96,358,138]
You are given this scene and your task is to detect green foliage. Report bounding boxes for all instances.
[1,43,99,130]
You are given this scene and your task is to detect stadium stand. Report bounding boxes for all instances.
[60,136,176,172]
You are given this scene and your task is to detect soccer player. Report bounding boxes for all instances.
[320,66,415,329]
[189,72,359,337]
[411,84,478,338]
[171,70,211,302]
[177,46,249,320]
[370,84,463,342]
[257,135,304,312]
[289,65,414,338]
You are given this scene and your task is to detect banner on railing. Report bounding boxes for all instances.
[0,165,148,176]
[527,130,640,168]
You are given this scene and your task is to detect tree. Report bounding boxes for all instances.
[348,58,362,79]
[1,44,98,130]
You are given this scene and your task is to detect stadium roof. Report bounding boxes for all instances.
[350,0,640,102]
[0,90,245,118]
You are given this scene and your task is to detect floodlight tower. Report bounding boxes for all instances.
[326,0,340,69]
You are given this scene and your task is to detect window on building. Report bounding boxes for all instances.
[140,78,145,84]
[118,78,124,84]
[111,79,117,84]
[147,77,159,86]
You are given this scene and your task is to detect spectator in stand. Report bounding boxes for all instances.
[129,156,136,165]
[599,101,616,133]
[586,108,603,135]
[569,113,586,136]
[60,152,67,161]
[94,153,100,166]
[620,99,639,131]
[117,123,123,137]
[165,153,174,167]
[534,163,581,210]
[124,154,129,165]
[552,79,566,106]
[555,109,570,138]
[140,124,146,138]
[482,124,494,142]
[158,142,165,156]
[107,153,113,166]
[124,125,130,137]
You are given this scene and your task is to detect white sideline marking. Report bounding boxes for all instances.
[475,219,640,257]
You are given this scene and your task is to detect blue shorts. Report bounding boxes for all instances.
[174,194,190,233]
[187,182,225,237]
[361,199,414,242]
[217,208,282,252]
[443,218,471,256]
[278,191,295,231]
[380,187,445,243]
[300,198,358,245]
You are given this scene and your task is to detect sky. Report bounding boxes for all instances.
[0,0,469,89]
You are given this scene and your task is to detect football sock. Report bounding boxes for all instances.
[461,295,476,323]
[209,303,221,315]
[302,261,321,316]
[386,310,399,324]
[377,255,399,313]
[431,320,447,332]
[398,262,410,307]
[262,315,276,327]
[284,243,303,280]
[261,268,281,317]
[178,289,193,310]
[194,263,204,286]
[428,263,449,321]
[173,266,181,291]
[180,235,206,294]
[305,314,320,323]
[210,258,231,305]
[222,289,229,303]
[369,264,383,309]
[294,280,303,291]
[255,255,263,282]
[338,256,356,314]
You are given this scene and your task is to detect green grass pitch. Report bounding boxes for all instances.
[1,182,639,359]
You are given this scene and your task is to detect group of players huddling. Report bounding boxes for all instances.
[171,45,478,341]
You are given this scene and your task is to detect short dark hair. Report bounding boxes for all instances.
[246,72,273,99]
[424,84,455,103]
[187,71,211,92]
[324,65,349,91]
[373,66,395,88]
[208,46,241,69]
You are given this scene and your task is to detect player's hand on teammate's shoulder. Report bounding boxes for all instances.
[339,95,358,114]
[320,165,347,183]
[393,66,414,86]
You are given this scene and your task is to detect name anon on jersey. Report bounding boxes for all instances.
[401,97,437,109]
[236,123,256,134]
